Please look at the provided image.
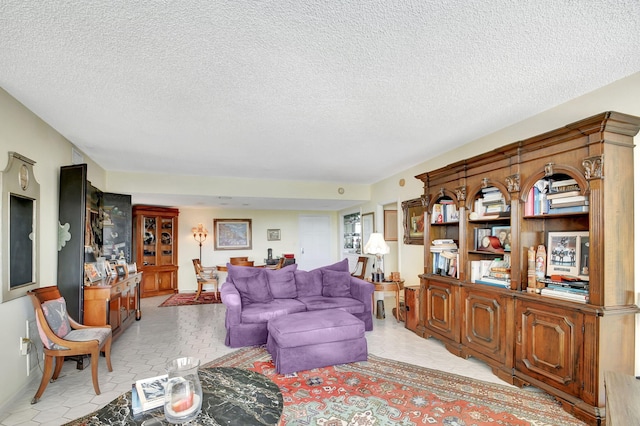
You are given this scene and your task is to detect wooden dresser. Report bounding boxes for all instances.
[83,272,142,339]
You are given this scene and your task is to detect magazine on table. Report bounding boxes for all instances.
[132,374,168,413]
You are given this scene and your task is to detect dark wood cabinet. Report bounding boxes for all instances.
[415,112,640,425]
[133,205,179,298]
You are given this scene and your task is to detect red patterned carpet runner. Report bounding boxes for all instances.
[204,347,586,426]
[158,292,221,307]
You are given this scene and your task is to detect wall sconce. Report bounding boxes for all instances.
[192,223,208,261]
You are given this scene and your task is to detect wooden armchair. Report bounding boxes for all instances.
[351,256,368,280]
[192,259,219,300]
[27,286,113,404]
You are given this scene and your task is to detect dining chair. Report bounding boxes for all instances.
[192,259,219,300]
[351,256,368,280]
[27,286,113,404]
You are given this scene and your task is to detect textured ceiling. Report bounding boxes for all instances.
[1,1,639,209]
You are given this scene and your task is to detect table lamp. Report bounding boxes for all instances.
[364,233,390,282]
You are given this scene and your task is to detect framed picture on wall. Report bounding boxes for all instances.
[383,210,397,241]
[214,219,253,250]
[267,229,281,241]
[402,198,426,245]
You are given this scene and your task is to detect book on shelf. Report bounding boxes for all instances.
[431,204,444,224]
[550,178,577,188]
[549,195,588,205]
[546,190,581,200]
[548,205,589,214]
[540,287,588,303]
[546,284,588,294]
[134,374,168,412]
[549,199,589,208]
[474,276,510,288]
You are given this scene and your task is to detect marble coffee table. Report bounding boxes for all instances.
[65,367,283,425]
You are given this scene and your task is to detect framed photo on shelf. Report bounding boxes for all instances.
[546,231,589,280]
[491,226,511,251]
[402,198,425,245]
[383,210,397,241]
[115,264,128,278]
[84,263,102,283]
[267,229,280,241]
[214,219,252,250]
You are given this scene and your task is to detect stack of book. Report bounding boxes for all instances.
[430,239,458,278]
[540,283,589,303]
[473,187,507,218]
[547,178,589,213]
[471,258,511,288]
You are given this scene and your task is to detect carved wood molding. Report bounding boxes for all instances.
[582,155,603,179]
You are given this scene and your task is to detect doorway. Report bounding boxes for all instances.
[298,215,332,270]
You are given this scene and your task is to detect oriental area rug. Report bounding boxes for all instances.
[204,346,585,426]
[158,291,221,307]
[66,346,586,426]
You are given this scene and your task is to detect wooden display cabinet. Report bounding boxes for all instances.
[414,112,640,425]
[133,205,179,298]
[83,272,142,340]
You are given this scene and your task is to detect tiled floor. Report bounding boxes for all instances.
[0,295,507,426]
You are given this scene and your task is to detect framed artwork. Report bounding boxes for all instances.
[115,264,127,278]
[402,198,425,245]
[84,263,102,283]
[491,226,511,251]
[267,229,281,241]
[361,212,374,248]
[383,210,398,241]
[546,231,589,280]
[214,219,253,250]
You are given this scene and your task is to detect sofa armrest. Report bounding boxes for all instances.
[349,277,375,313]
[220,281,242,326]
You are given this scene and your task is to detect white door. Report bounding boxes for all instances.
[298,215,332,270]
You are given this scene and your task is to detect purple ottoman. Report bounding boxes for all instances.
[266,309,368,374]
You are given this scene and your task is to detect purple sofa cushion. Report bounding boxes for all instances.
[241,299,306,324]
[265,264,298,298]
[321,269,352,297]
[297,295,366,314]
[317,258,350,273]
[294,258,351,297]
[294,269,323,297]
[268,309,364,348]
[227,264,273,305]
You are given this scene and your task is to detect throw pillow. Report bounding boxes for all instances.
[265,263,298,298]
[37,297,72,349]
[294,269,323,297]
[321,269,352,298]
[231,269,273,305]
[316,258,350,273]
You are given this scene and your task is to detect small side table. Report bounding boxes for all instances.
[367,279,405,323]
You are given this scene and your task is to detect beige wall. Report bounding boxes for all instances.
[177,208,339,290]
[1,71,640,409]
[0,88,107,406]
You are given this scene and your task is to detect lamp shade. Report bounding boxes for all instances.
[364,233,390,255]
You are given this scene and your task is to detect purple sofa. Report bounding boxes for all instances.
[220,258,374,348]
